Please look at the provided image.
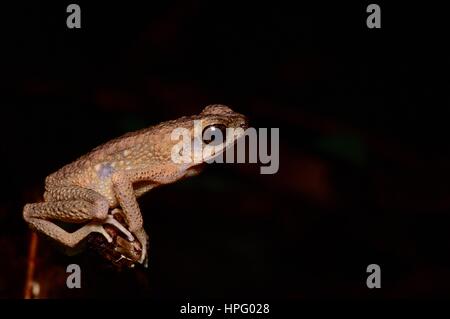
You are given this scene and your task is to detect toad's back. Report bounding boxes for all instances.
[44,124,170,192]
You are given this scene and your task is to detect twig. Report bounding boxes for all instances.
[24,231,39,299]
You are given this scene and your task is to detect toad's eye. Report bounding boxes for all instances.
[202,124,227,145]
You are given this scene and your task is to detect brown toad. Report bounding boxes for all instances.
[23,105,248,267]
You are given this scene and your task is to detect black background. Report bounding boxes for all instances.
[1,1,450,299]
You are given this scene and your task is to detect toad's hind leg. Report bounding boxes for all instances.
[23,199,112,248]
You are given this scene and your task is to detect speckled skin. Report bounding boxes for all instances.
[23,105,247,265]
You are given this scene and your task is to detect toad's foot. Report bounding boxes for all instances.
[87,223,113,243]
[104,214,135,242]
[133,227,149,266]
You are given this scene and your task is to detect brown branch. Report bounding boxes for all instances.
[23,231,39,299]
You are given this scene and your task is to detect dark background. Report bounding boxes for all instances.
[1,1,450,298]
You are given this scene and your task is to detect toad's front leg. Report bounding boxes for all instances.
[111,164,186,265]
